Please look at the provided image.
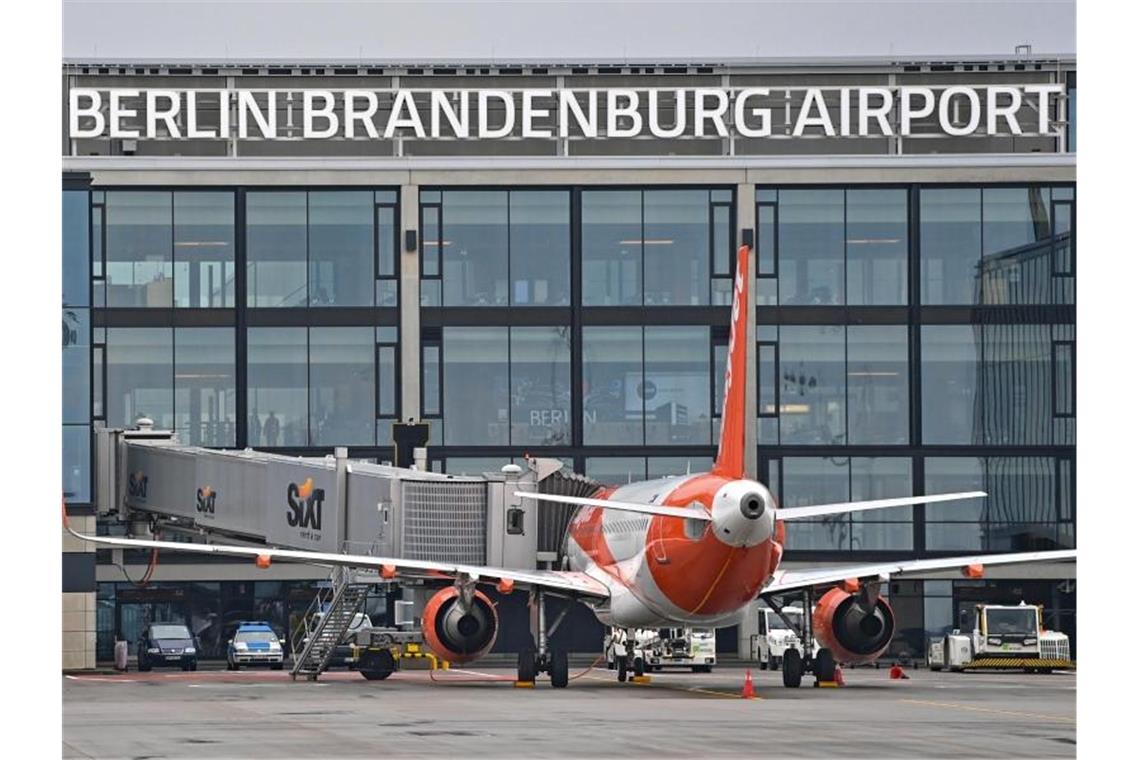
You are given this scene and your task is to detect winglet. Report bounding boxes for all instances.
[712,244,751,478]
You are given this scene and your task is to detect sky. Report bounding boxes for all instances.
[62,0,1075,62]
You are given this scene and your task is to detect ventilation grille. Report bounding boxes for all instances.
[401,481,487,564]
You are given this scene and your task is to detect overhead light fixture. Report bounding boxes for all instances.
[422,241,453,247]
[174,241,230,247]
[846,238,901,245]
[761,403,811,414]
[847,371,901,377]
[618,239,675,245]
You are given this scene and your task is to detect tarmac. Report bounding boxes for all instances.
[62,663,1075,759]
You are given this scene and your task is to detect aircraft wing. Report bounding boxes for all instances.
[64,517,610,600]
[763,549,1076,596]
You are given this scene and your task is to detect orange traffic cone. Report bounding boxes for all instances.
[741,668,756,699]
[834,664,845,686]
[889,664,909,680]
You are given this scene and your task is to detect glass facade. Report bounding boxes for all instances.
[67,182,1074,561]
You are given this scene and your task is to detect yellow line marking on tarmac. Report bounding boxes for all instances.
[899,698,1075,724]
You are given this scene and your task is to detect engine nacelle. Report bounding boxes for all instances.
[422,586,498,664]
[812,586,896,664]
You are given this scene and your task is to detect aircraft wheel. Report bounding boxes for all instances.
[550,649,569,688]
[782,648,802,688]
[815,649,836,683]
[633,657,646,677]
[617,657,628,682]
[517,649,537,683]
[359,649,396,681]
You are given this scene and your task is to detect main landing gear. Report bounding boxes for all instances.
[516,590,570,688]
[762,589,836,688]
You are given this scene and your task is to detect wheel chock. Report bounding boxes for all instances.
[513,680,535,688]
[814,680,839,688]
[631,675,652,683]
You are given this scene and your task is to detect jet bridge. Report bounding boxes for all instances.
[94,421,599,571]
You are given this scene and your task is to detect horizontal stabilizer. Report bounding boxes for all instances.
[775,491,987,521]
[514,491,712,521]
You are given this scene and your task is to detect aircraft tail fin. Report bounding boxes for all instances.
[712,244,751,479]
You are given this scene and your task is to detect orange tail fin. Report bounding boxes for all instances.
[712,245,751,478]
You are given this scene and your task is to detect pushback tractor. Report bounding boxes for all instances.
[927,602,1073,673]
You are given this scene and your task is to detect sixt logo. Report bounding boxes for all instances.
[196,486,217,514]
[128,471,148,500]
[287,478,324,531]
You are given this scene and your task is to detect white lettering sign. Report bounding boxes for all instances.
[67,85,1066,141]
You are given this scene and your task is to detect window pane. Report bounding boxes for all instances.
[377,205,397,278]
[981,187,1053,305]
[925,458,984,550]
[309,191,373,307]
[583,326,643,444]
[779,325,845,444]
[105,192,173,307]
[247,192,307,307]
[846,189,907,305]
[927,457,1063,551]
[778,190,844,305]
[983,324,1051,445]
[63,425,91,504]
[582,191,641,306]
[447,457,514,476]
[850,458,913,551]
[645,326,711,444]
[847,326,909,444]
[247,327,307,446]
[712,206,732,306]
[63,309,90,425]
[310,327,375,445]
[174,192,235,308]
[377,345,397,418]
[648,457,714,479]
[644,190,709,306]
[106,328,173,429]
[510,191,570,306]
[920,188,980,305]
[758,343,777,417]
[921,326,980,444]
[443,327,509,445]
[585,457,646,487]
[442,191,509,306]
[63,190,89,307]
[422,344,441,417]
[421,202,441,281]
[175,328,235,446]
[511,326,572,446]
[782,457,849,551]
[1054,342,1074,416]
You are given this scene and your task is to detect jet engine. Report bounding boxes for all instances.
[812,586,895,664]
[421,586,498,664]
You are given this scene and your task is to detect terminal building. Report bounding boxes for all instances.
[61,55,1077,669]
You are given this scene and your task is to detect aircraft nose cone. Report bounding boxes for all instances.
[740,492,766,520]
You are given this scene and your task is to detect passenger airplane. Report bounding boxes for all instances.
[66,244,1075,689]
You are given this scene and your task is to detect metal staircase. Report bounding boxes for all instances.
[290,565,370,680]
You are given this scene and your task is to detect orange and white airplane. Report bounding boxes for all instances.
[66,244,1075,689]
